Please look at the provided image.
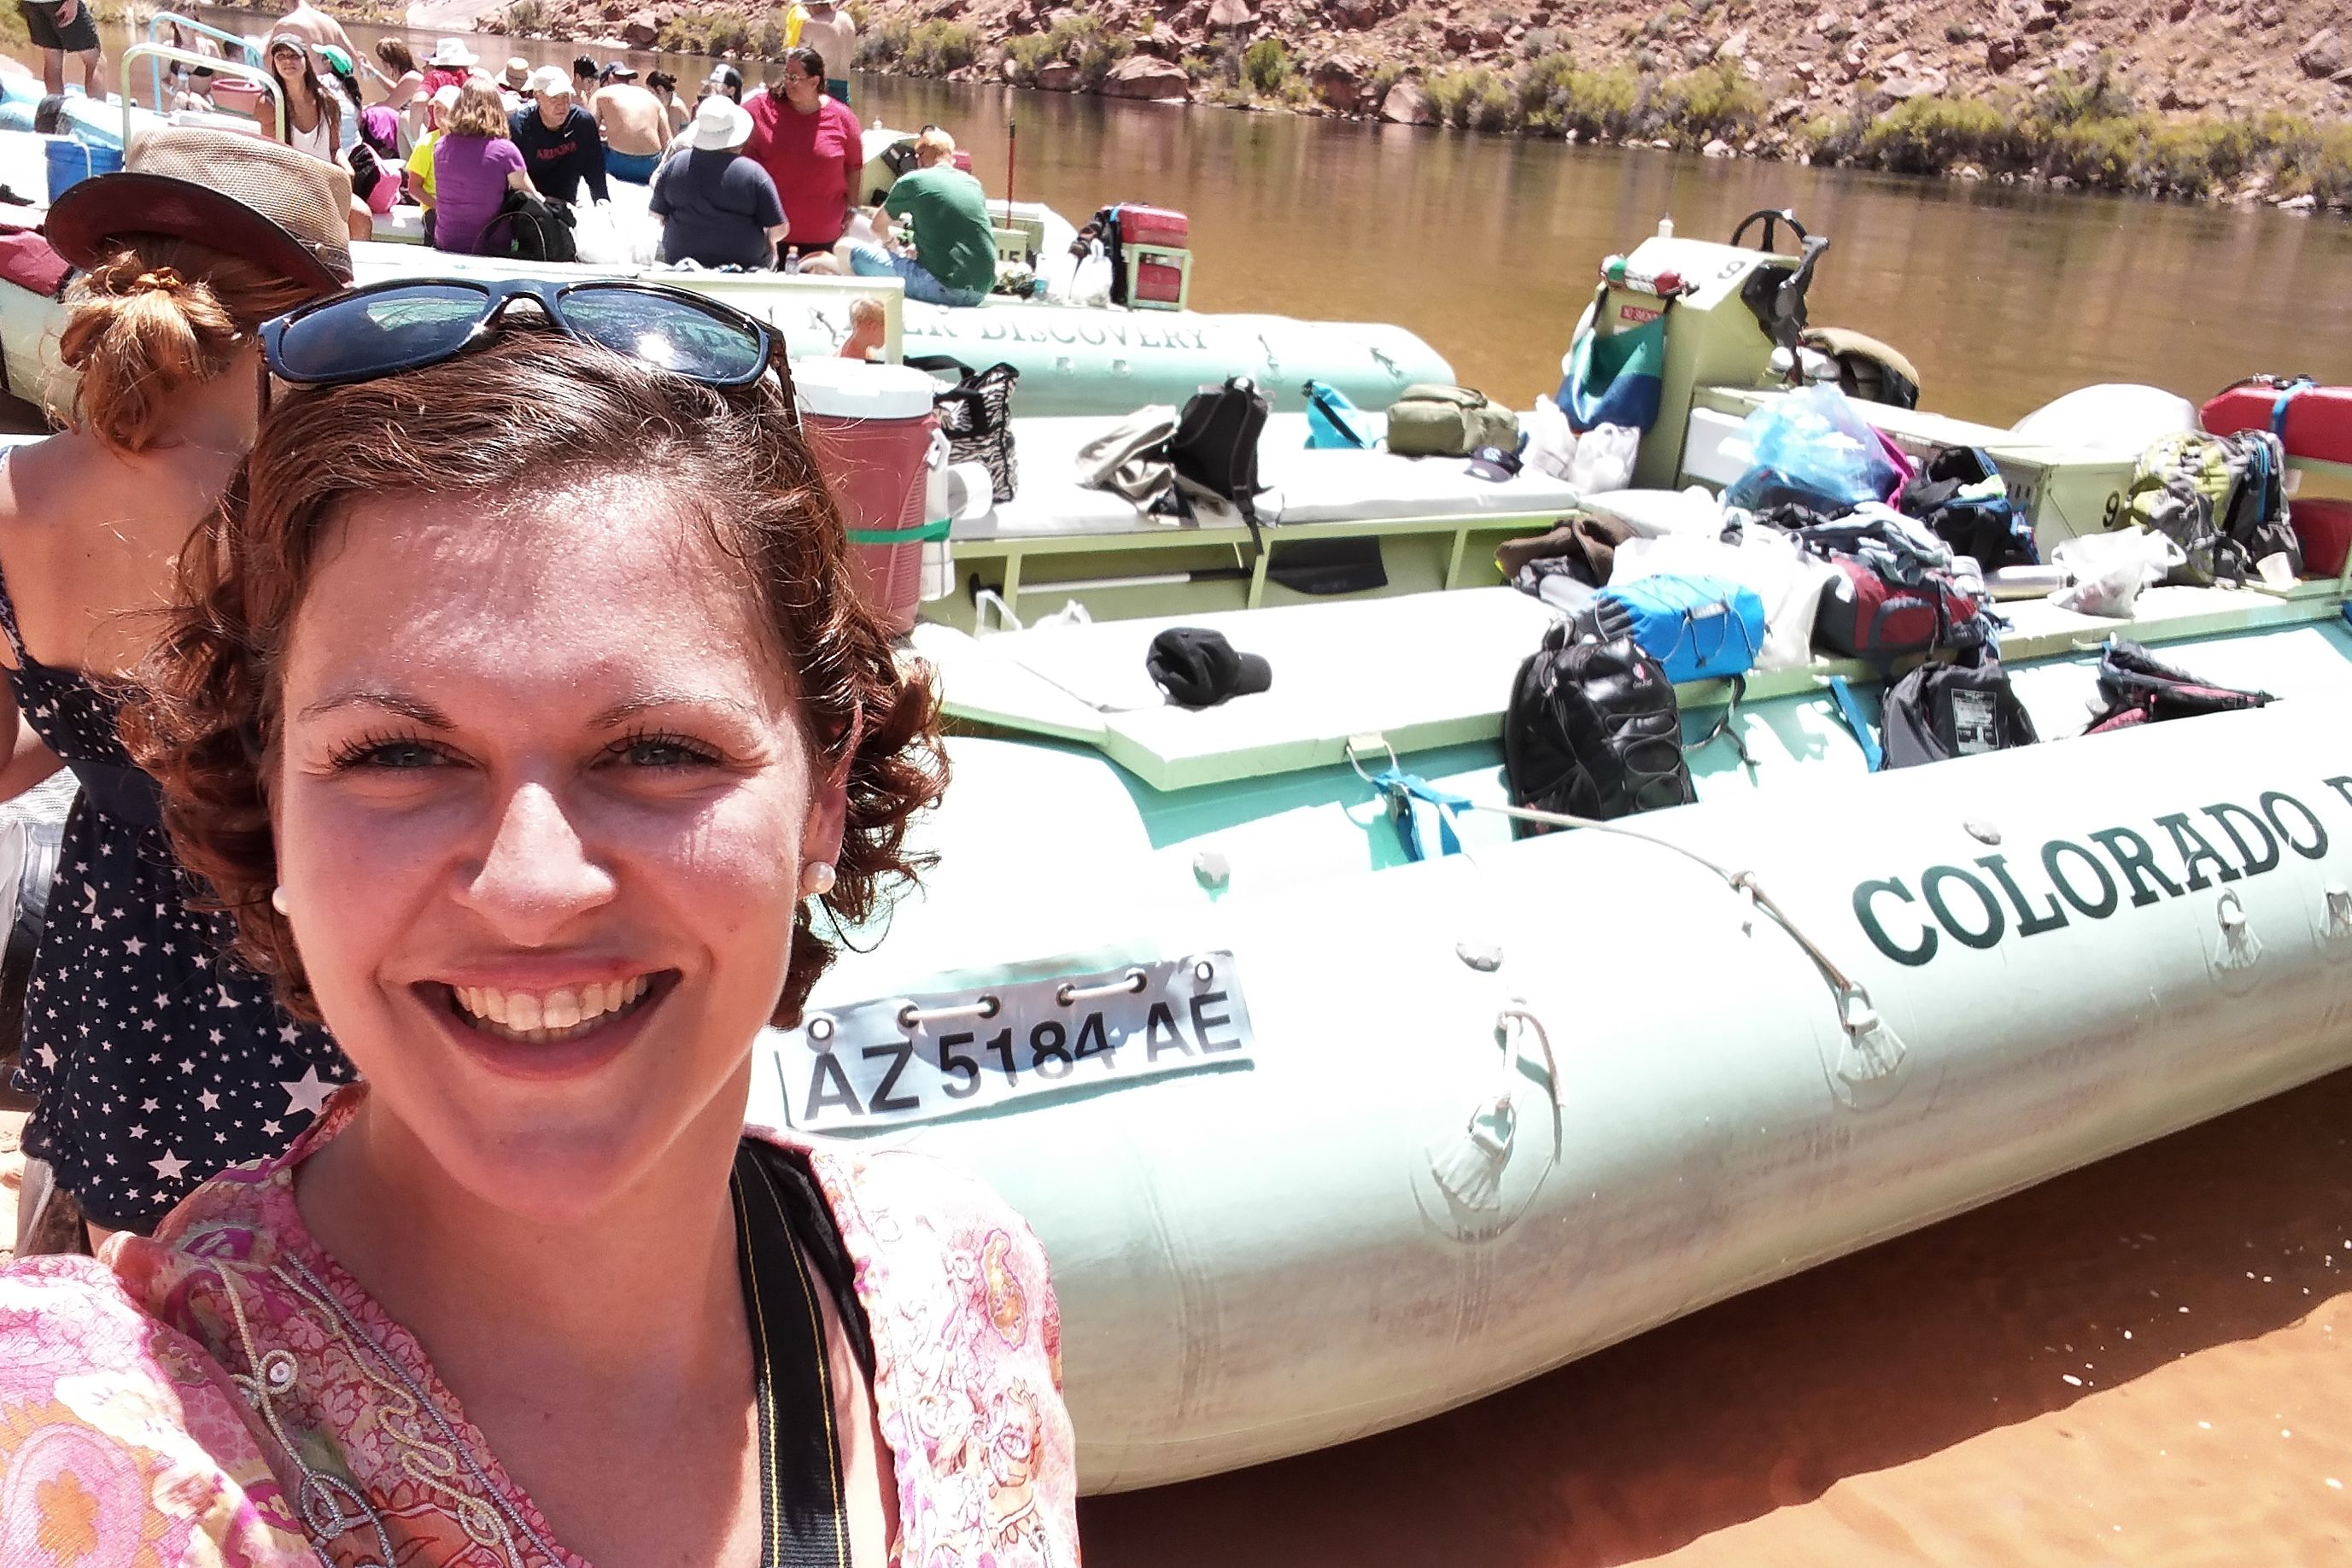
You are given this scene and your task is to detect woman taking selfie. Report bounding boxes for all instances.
[0,280,1079,1566]
[2,127,353,1249]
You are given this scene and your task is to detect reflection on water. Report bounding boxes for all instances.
[36,9,2352,426]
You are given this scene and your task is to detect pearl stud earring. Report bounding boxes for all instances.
[801,862,836,898]
[270,886,291,916]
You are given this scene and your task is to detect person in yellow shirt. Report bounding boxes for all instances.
[405,84,461,242]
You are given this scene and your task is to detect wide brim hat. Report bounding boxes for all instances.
[691,95,753,150]
[46,125,353,295]
[429,38,477,67]
[501,56,530,86]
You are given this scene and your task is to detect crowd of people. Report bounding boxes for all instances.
[0,1,1081,1551]
[91,0,1001,298]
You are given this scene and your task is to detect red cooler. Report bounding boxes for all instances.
[795,360,939,635]
[1115,203,1190,247]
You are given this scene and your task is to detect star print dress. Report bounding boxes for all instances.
[0,543,349,1234]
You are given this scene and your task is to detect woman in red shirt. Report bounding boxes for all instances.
[743,45,863,263]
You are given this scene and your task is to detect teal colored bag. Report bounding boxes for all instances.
[1303,379,1373,449]
[1559,284,1669,434]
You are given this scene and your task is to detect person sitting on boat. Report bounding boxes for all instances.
[352,103,403,219]
[593,61,669,184]
[366,37,424,147]
[419,35,475,97]
[704,62,746,102]
[511,66,611,208]
[18,0,106,99]
[266,32,343,165]
[746,47,863,266]
[0,126,355,1251]
[851,126,994,308]
[0,274,1080,1567]
[266,32,376,241]
[433,78,536,254]
[405,80,461,233]
[647,67,691,138]
[650,94,787,270]
[572,51,601,103]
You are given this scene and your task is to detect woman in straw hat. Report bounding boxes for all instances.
[0,262,1078,1562]
[2,126,354,1250]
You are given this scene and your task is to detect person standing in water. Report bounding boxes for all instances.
[744,47,862,265]
[796,0,858,102]
[1,127,353,1249]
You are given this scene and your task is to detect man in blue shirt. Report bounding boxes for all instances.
[508,66,610,207]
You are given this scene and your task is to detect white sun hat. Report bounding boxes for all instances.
[690,93,753,150]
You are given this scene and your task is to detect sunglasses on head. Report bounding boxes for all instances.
[258,278,783,392]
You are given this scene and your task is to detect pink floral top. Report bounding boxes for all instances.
[0,1089,1079,1566]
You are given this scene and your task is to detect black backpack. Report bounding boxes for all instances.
[1504,624,1694,828]
[1900,446,2037,570]
[1881,656,2038,768]
[480,190,577,263]
[1170,377,1269,536]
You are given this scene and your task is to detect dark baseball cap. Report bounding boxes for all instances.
[1466,443,1524,483]
[1146,628,1273,708]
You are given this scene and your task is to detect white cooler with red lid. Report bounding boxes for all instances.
[794,360,941,635]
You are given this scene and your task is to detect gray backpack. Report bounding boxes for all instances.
[1386,383,1519,458]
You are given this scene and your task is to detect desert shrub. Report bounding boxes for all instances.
[2138,115,2264,194]
[506,0,544,33]
[1858,94,2017,173]
[697,12,751,56]
[1519,26,1560,58]
[854,16,909,67]
[904,19,980,73]
[1038,12,1132,89]
[1425,66,1512,130]
[1659,59,1763,143]
[1242,37,1293,92]
[1003,32,1058,79]
[2038,57,2137,125]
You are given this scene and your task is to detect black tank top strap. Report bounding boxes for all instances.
[733,1138,861,1568]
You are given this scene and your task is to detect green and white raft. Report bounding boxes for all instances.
[741,217,2352,1492]
[748,574,2352,1492]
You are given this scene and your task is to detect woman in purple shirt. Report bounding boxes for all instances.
[430,79,533,255]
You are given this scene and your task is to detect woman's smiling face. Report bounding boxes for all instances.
[273,475,842,1220]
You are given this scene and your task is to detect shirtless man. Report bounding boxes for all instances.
[272,0,353,71]
[591,64,668,184]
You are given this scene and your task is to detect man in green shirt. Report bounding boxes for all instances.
[847,127,995,307]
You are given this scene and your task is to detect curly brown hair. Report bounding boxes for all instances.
[122,325,947,1029]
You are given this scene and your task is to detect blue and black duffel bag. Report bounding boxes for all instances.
[1591,572,1766,685]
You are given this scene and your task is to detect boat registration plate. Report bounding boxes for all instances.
[775,952,1255,1133]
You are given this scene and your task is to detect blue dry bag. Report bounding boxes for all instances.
[1591,573,1766,685]
[1303,379,1373,449]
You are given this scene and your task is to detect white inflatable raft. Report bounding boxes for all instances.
[746,581,2352,1491]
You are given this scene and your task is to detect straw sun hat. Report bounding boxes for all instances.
[45,125,354,295]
